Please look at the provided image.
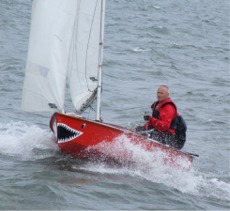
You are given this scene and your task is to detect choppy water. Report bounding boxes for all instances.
[0,0,229,210]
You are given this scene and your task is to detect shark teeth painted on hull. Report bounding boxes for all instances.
[57,123,83,143]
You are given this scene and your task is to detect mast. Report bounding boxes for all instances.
[96,0,106,121]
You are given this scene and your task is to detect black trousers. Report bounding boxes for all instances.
[149,130,184,150]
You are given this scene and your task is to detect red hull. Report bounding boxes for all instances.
[50,112,195,168]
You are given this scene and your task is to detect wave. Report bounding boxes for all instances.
[77,135,230,202]
[0,121,58,160]
[132,47,152,52]
[1,121,229,203]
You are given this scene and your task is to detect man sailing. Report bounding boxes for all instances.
[136,85,186,149]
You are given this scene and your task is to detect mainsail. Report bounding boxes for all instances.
[22,0,105,116]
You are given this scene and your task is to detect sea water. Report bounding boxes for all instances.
[0,0,229,210]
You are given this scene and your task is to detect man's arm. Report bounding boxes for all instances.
[148,104,176,132]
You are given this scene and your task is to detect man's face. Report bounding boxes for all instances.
[157,86,169,102]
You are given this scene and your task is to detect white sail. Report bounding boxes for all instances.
[22,0,105,114]
[68,0,105,113]
[22,0,78,112]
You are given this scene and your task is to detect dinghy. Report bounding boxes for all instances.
[22,0,197,168]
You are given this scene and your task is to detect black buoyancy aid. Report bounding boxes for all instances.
[151,99,187,149]
[151,99,177,130]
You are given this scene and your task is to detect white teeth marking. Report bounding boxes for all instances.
[57,123,83,143]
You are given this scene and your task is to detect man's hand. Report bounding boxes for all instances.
[135,126,145,132]
[144,115,150,121]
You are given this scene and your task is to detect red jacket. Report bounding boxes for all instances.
[144,98,177,134]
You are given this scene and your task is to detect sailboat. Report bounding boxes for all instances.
[22,0,197,168]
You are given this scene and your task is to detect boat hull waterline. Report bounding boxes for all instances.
[50,112,194,168]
